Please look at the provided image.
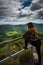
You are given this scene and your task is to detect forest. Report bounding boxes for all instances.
[0,23,43,65]
[0,23,43,42]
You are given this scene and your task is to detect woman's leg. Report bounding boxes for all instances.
[24,38,28,49]
[36,46,41,64]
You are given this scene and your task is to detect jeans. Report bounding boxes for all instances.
[24,38,41,64]
[36,46,41,64]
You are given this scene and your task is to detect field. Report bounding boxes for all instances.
[0,24,43,65]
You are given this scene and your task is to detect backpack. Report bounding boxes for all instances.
[28,34,41,46]
[23,31,41,46]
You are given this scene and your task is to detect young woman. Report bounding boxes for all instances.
[23,22,41,65]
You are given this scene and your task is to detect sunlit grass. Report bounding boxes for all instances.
[0,27,43,65]
[6,31,18,36]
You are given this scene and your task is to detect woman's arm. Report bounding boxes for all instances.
[22,31,29,38]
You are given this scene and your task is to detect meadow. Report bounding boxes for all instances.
[0,24,43,65]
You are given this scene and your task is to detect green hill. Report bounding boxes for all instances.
[0,23,43,42]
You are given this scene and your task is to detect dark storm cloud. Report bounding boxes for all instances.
[38,9,43,19]
[30,3,41,11]
[0,0,11,16]
[0,0,43,19]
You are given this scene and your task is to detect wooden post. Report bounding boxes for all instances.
[8,42,11,56]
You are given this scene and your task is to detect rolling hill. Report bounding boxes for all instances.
[0,23,43,42]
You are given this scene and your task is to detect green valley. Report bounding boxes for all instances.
[0,24,43,65]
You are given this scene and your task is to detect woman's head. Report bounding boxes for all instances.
[27,22,34,28]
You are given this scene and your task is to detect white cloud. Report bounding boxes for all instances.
[0,16,43,25]
[28,0,43,19]
[0,0,43,25]
[0,0,21,16]
[17,0,43,20]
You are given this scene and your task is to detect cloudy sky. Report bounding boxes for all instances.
[0,0,43,25]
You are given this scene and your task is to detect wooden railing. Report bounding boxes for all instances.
[0,36,32,63]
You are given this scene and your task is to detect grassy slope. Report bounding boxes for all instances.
[0,24,43,65]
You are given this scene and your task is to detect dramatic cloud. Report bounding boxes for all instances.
[30,0,43,19]
[0,0,43,25]
[0,0,21,16]
[18,0,43,19]
[19,0,32,10]
[0,0,11,16]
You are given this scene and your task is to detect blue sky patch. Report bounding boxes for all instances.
[0,17,4,20]
[19,0,32,10]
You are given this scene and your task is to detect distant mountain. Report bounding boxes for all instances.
[34,23,43,30]
[0,23,43,35]
[0,24,26,35]
[0,23,43,32]
[0,23,43,42]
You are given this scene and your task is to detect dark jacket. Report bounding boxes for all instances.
[23,28,41,46]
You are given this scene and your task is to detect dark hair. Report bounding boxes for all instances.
[27,22,34,28]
